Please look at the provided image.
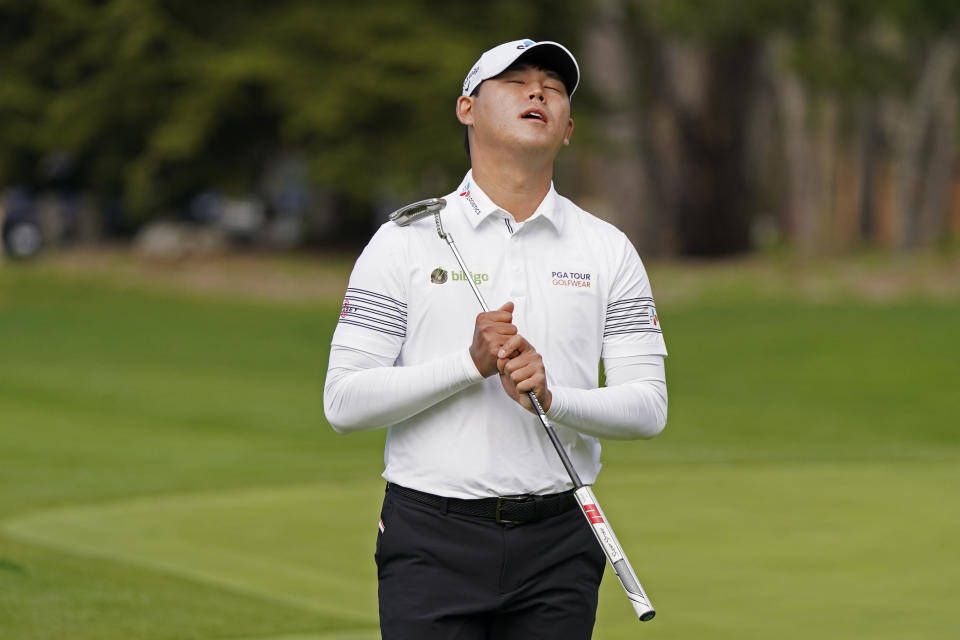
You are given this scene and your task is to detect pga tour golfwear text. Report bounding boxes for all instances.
[324,172,667,499]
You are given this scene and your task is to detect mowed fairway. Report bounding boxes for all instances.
[1,255,958,639]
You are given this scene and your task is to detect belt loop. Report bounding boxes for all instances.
[440,497,448,515]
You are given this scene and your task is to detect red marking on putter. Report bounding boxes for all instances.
[378,518,385,533]
[583,504,604,524]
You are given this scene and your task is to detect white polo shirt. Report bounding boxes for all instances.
[331,171,666,498]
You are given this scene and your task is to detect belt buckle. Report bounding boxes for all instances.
[495,495,534,525]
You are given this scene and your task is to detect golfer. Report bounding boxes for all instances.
[324,39,667,639]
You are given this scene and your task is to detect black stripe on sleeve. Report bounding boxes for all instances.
[338,287,407,338]
[604,297,661,337]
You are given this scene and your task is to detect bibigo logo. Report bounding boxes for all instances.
[453,270,489,286]
[430,267,489,286]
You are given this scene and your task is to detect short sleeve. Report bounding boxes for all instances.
[330,222,408,359]
[602,233,667,359]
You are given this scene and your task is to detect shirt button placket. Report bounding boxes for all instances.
[509,223,526,328]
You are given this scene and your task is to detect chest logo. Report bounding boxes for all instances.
[430,267,448,284]
[551,270,593,288]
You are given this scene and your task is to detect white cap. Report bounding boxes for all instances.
[461,39,580,98]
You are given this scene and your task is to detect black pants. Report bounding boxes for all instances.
[376,486,606,639]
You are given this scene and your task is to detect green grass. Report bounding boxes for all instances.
[1,258,958,639]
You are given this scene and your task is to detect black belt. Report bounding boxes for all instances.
[387,483,577,525]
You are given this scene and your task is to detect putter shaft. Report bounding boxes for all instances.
[431,208,655,621]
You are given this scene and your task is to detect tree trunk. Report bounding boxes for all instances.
[582,1,763,257]
[885,35,960,249]
[916,38,960,246]
[833,115,866,253]
[580,0,669,256]
[653,38,760,256]
[770,35,819,253]
[769,6,851,257]
[949,164,960,241]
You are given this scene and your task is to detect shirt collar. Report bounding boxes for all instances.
[453,170,564,233]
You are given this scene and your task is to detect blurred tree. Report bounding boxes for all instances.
[0,0,584,238]
[767,0,960,252]
[577,0,960,256]
[2,0,958,253]
[577,0,807,256]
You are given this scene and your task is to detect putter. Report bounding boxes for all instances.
[389,197,657,622]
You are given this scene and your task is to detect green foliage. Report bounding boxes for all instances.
[0,0,585,220]
[3,0,957,235]
[641,0,810,41]
[641,0,960,95]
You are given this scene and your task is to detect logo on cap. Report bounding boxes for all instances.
[463,64,480,93]
[517,39,535,49]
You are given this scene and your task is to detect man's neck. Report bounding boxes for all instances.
[469,150,554,222]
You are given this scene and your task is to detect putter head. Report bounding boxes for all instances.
[388,197,447,227]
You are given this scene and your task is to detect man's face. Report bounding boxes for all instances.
[458,64,574,157]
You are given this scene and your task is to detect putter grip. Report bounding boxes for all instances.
[574,486,656,622]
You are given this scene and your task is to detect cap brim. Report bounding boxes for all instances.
[514,42,580,97]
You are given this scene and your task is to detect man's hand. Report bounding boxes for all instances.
[470,301,518,377]
[497,334,552,413]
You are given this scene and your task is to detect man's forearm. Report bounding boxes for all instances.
[323,345,484,433]
[546,356,667,440]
